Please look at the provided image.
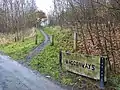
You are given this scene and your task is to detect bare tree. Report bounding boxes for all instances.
[53,0,120,73]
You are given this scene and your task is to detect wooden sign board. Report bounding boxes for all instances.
[61,52,107,81]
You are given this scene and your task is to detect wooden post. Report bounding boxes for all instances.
[15,37,17,42]
[59,50,62,68]
[73,31,77,51]
[50,35,54,46]
[35,34,38,45]
[22,36,24,42]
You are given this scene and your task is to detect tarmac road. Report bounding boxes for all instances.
[0,54,66,90]
[0,29,66,90]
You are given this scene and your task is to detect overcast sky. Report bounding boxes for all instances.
[35,0,53,14]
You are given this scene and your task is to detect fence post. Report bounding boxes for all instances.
[73,31,77,51]
[35,34,38,45]
[59,50,62,68]
[50,35,54,46]
[100,56,105,90]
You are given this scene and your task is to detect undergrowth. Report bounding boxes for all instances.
[30,26,74,85]
[30,26,119,90]
[0,28,44,60]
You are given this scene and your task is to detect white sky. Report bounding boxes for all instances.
[35,0,53,14]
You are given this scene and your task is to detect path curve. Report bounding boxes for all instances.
[0,29,66,90]
[26,29,50,62]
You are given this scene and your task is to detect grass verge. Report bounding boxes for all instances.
[30,26,74,85]
[0,28,44,60]
[30,26,120,90]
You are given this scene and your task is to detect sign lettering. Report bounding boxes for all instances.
[61,52,107,81]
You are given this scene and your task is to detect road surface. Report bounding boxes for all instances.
[0,29,66,90]
[0,54,66,90]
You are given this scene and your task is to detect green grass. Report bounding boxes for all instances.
[30,26,74,85]
[30,26,120,89]
[44,26,73,51]
[30,27,98,87]
[0,28,44,60]
[107,74,120,90]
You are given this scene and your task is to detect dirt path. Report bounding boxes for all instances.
[26,29,50,62]
[0,29,66,90]
[18,29,50,66]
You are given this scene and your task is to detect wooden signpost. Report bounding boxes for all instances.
[59,51,108,89]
